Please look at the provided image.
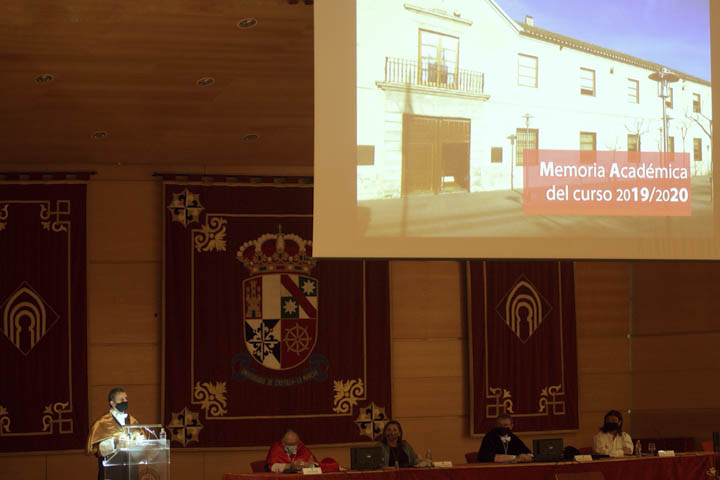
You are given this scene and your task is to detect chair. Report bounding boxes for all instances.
[250,460,267,473]
[464,451,478,463]
[555,473,605,480]
[702,441,714,452]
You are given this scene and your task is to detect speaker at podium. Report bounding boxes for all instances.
[103,424,170,480]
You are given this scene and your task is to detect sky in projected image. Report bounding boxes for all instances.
[496,0,711,80]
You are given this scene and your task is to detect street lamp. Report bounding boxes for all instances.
[649,67,679,154]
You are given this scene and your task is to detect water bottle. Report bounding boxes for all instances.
[426,449,433,466]
[394,459,399,470]
[635,440,641,456]
[159,428,167,444]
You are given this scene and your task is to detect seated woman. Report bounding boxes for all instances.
[265,428,317,472]
[375,421,419,468]
[592,410,633,457]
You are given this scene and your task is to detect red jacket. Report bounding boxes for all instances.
[266,440,315,468]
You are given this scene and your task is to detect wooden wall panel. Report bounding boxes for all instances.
[87,181,161,262]
[632,333,720,373]
[577,337,629,375]
[88,344,160,387]
[46,453,95,480]
[630,408,720,441]
[631,261,720,446]
[633,262,720,335]
[0,456,46,480]
[393,377,464,418]
[390,261,464,339]
[573,262,630,338]
[633,371,719,410]
[87,262,161,345]
[170,452,205,480]
[392,339,464,379]
[578,373,631,413]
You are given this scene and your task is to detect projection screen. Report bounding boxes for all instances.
[314,0,719,259]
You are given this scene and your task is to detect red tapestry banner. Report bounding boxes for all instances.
[0,183,88,452]
[163,181,391,448]
[467,261,578,435]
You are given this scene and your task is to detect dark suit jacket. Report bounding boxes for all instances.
[477,430,530,462]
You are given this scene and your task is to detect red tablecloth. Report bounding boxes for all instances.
[222,453,720,480]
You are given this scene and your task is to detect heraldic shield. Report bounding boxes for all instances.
[243,273,318,370]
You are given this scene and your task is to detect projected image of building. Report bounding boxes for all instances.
[356,0,712,201]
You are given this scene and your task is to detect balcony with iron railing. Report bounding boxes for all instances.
[376,57,489,100]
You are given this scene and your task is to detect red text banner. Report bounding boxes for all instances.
[523,150,691,216]
[163,181,391,448]
[0,183,88,452]
[468,261,578,434]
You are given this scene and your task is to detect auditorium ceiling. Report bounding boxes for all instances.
[0,0,315,167]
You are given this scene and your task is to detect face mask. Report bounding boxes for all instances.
[604,422,619,431]
[285,445,298,455]
[114,402,128,413]
[496,427,511,437]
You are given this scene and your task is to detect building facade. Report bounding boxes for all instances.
[356,0,712,200]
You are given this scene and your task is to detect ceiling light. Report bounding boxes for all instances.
[243,133,259,142]
[91,131,108,139]
[196,77,215,87]
[35,74,54,84]
[237,18,258,29]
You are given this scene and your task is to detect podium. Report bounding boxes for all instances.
[103,424,170,480]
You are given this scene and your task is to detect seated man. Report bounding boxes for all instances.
[266,428,317,473]
[476,414,533,463]
[87,387,140,480]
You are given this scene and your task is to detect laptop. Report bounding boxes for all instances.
[533,438,564,462]
[350,446,384,470]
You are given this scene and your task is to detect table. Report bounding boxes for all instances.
[222,453,720,480]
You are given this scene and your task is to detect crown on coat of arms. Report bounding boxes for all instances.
[236,226,316,274]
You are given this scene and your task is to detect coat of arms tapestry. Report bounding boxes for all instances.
[162,177,391,448]
[468,261,579,434]
[0,179,89,452]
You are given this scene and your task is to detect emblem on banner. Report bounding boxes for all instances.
[496,276,552,343]
[238,227,318,370]
[1,282,60,355]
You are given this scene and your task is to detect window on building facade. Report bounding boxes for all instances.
[694,138,702,161]
[419,29,459,89]
[516,128,539,166]
[627,134,640,152]
[666,87,673,108]
[580,131,597,163]
[580,68,595,96]
[628,79,639,104]
[518,54,538,88]
[667,136,675,153]
[491,147,503,163]
[693,93,701,113]
[580,131,596,150]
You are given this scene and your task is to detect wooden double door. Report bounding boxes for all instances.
[402,114,470,196]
